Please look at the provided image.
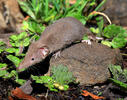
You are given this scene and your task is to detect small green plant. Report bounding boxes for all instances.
[18,0,87,24]
[51,65,75,85]
[0,41,6,53]
[90,18,127,48]
[32,65,76,92]
[0,32,30,69]
[9,32,30,48]
[90,16,104,37]
[117,98,124,100]
[0,65,26,85]
[0,57,26,85]
[0,24,45,70]
[0,32,30,84]
[102,24,127,48]
[109,65,127,90]
[18,0,105,25]
[22,20,45,35]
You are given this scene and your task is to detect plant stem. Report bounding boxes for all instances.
[94,0,107,11]
[45,0,49,17]
[87,0,107,20]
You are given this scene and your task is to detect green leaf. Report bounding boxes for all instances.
[34,2,42,15]
[32,75,53,84]
[66,13,86,24]
[18,32,28,40]
[31,35,40,41]
[22,21,29,30]
[90,27,100,34]
[15,79,26,85]
[123,69,127,80]
[0,49,4,53]
[25,21,45,34]
[15,42,21,47]
[5,48,17,53]
[7,55,21,67]
[31,75,58,91]
[111,33,127,48]
[102,24,127,48]
[82,34,89,40]
[0,70,8,77]
[111,38,127,48]
[31,75,39,80]
[101,40,112,47]
[11,70,17,76]
[9,47,19,54]
[23,38,30,46]
[103,24,126,38]
[40,76,53,83]
[50,88,58,92]
[44,0,49,17]
[0,63,7,68]
[18,0,36,20]
[109,65,122,80]
[51,65,75,85]
[109,64,127,83]
[109,78,127,90]
[0,42,6,53]
[3,70,17,79]
[0,41,5,46]
[10,35,18,41]
[63,85,69,91]
[17,67,26,72]
[9,31,30,48]
[96,16,104,36]
[78,0,88,13]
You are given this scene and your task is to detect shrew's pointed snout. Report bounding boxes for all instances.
[16,60,29,72]
[16,65,26,72]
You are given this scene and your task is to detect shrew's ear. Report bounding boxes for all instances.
[39,46,50,58]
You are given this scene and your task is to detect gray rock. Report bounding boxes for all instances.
[19,80,33,95]
[102,0,127,26]
[49,42,122,85]
[0,0,24,33]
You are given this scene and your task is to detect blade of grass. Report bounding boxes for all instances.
[94,0,107,11]
[53,0,60,12]
[109,78,127,90]
[18,0,36,20]
[78,0,88,13]
[66,0,81,13]
[45,0,49,17]
[87,0,107,20]
[65,0,69,8]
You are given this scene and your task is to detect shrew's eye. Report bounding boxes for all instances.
[31,58,34,61]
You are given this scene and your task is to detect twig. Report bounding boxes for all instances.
[90,11,112,25]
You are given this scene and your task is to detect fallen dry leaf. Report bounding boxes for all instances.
[8,96,14,100]
[24,16,30,21]
[123,26,127,30]
[10,87,36,100]
[82,90,105,100]
[66,0,76,4]
[69,0,76,4]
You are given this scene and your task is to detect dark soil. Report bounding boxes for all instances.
[1,77,127,100]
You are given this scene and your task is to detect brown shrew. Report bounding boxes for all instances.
[17,17,90,71]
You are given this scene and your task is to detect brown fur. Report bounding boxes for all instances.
[17,17,90,70]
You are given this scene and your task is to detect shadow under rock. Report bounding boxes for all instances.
[18,55,51,79]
